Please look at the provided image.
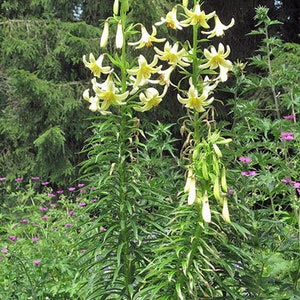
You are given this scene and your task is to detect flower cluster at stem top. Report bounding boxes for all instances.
[82,0,235,114]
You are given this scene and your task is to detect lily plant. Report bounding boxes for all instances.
[81,0,235,298]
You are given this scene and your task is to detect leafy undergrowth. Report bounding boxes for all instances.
[0,178,93,299]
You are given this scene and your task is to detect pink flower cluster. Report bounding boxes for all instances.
[239,156,256,177]
[282,179,300,195]
[239,157,252,163]
[241,171,256,177]
[283,114,296,120]
[280,132,293,141]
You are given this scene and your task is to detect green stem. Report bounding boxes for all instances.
[13,254,36,298]
[265,26,280,120]
[120,6,127,93]
[118,108,133,298]
[118,2,133,297]
[192,22,199,87]
[174,207,202,299]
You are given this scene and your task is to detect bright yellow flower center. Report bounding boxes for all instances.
[167,22,176,29]
[90,64,101,76]
[102,91,116,103]
[148,96,161,107]
[146,41,153,47]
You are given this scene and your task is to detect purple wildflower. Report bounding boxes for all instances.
[15,177,23,182]
[281,179,293,184]
[42,181,50,186]
[33,260,41,265]
[65,223,72,227]
[56,189,64,194]
[20,219,29,223]
[241,171,256,177]
[228,189,234,195]
[78,202,87,207]
[239,157,252,163]
[31,237,40,242]
[283,115,296,120]
[1,248,8,254]
[31,176,40,180]
[8,236,18,241]
[41,215,49,220]
[68,187,76,191]
[39,206,48,211]
[280,132,293,141]
[77,183,85,188]
[0,177,6,181]
[69,210,75,216]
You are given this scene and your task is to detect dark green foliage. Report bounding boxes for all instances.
[0,16,100,184]
[77,115,180,299]
[221,8,300,298]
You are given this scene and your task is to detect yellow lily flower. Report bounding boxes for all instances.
[83,89,101,112]
[177,78,215,112]
[92,76,129,111]
[157,65,175,86]
[135,86,167,112]
[127,55,162,88]
[199,43,233,82]
[91,75,112,92]
[82,53,111,78]
[155,6,186,30]
[154,41,190,67]
[181,3,215,27]
[202,16,235,38]
[129,25,166,49]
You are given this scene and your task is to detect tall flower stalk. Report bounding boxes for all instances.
[80,0,237,298]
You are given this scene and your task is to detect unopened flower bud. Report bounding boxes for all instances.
[113,0,119,15]
[116,21,124,49]
[202,192,211,223]
[182,0,188,7]
[100,20,109,48]
[184,166,193,193]
[121,0,129,12]
[222,197,230,223]
[187,176,196,205]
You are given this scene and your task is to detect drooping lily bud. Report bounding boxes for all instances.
[222,197,230,223]
[121,0,129,13]
[221,166,228,192]
[113,0,119,15]
[213,175,221,202]
[100,19,109,48]
[116,21,124,49]
[182,0,188,7]
[202,192,211,223]
[184,166,193,193]
[187,176,196,205]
